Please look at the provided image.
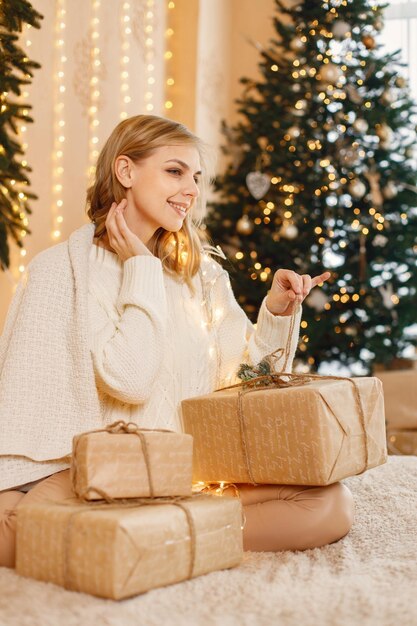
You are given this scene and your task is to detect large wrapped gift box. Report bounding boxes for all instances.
[71,423,193,500]
[16,495,243,600]
[181,376,387,486]
[375,370,417,431]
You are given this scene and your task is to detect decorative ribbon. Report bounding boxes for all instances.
[56,493,200,592]
[215,304,369,485]
[71,420,176,501]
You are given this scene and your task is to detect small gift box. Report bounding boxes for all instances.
[71,421,193,500]
[181,374,387,486]
[16,495,243,600]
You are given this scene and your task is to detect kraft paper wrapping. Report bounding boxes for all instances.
[387,429,417,456]
[71,428,193,500]
[16,495,243,600]
[375,370,417,430]
[181,377,387,486]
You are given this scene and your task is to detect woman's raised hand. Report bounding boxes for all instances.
[105,199,152,261]
[265,269,331,316]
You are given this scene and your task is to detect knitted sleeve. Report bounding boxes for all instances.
[203,259,302,387]
[88,256,167,404]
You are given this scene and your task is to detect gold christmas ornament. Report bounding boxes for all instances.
[236,215,254,235]
[332,20,351,39]
[381,89,395,105]
[383,181,398,200]
[348,179,367,199]
[362,34,376,50]
[395,76,406,88]
[353,118,368,134]
[289,36,305,52]
[318,62,343,85]
[280,222,299,240]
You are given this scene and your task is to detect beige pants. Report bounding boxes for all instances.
[0,470,354,568]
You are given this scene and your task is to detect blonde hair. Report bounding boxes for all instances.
[86,115,214,284]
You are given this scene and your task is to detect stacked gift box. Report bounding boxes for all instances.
[15,422,243,600]
[16,370,388,599]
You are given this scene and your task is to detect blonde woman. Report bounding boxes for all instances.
[0,115,354,567]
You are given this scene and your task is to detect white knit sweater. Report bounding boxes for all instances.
[88,244,301,433]
[0,223,301,490]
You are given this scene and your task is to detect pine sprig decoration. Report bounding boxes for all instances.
[0,0,43,270]
[237,358,272,382]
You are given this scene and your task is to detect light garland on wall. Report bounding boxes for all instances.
[164,0,175,113]
[120,1,131,120]
[144,0,156,113]
[50,0,67,243]
[88,0,101,179]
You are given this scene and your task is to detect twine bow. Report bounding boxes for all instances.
[71,420,176,501]
[216,304,369,485]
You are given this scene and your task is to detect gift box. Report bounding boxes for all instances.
[16,495,243,600]
[71,421,193,500]
[387,429,417,456]
[375,370,417,431]
[181,375,387,486]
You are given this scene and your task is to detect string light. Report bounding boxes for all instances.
[164,0,175,112]
[50,0,67,243]
[119,1,132,121]
[88,0,101,181]
[144,0,156,113]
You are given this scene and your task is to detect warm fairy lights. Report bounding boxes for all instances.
[164,1,175,112]
[144,0,156,113]
[88,0,101,179]
[165,2,175,110]
[119,1,131,121]
[51,0,67,243]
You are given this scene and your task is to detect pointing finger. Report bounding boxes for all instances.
[311,271,331,288]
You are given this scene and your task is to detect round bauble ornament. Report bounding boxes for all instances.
[349,179,367,198]
[332,20,351,39]
[287,125,301,139]
[381,89,395,105]
[383,181,398,199]
[319,62,343,85]
[289,36,305,52]
[257,136,269,150]
[236,215,254,235]
[280,223,299,240]
[374,18,384,31]
[340,146,360,167]
[246,171,271,199]
[395,76,406,89]
[376,123,393,144]
[362,34,376,50]
[373,234,388,247]
[353,118,368,134]
[306,289,328,312]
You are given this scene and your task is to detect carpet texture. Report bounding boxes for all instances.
[0,456,416,626]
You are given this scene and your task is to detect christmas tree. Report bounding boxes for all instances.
[206,0,417,374]
[0,0,42,270]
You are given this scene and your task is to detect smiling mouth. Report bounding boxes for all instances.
[168,201,189,217]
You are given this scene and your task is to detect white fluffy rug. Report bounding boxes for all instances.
[1,456,416,626]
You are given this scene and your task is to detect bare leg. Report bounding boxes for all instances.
[222,482,355,552]
[0,469,73,568]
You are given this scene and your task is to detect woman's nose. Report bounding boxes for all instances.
[184,176,200,198]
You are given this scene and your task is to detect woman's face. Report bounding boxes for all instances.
[119,144,201,244]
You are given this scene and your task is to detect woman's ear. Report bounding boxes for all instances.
[115,155,134,188]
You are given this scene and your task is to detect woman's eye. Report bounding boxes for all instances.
[194,177,200,184]
[167,169,182,176]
